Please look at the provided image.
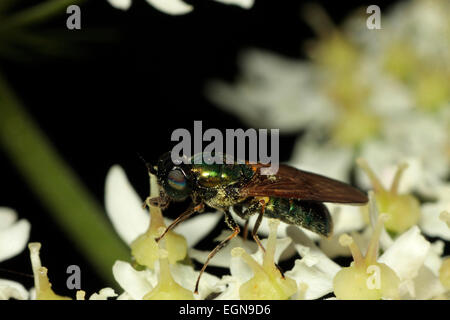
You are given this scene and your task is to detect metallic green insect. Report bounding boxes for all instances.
[148,152,368,293]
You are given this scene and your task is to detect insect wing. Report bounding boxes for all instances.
[242,164,368,204]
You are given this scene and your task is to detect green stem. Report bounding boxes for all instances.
[0,0,86,30]
[0,72,130,286]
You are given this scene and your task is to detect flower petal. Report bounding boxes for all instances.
[213,0,254,9]
[0,279,29,300]
[0,207,17,230]
[89,287,118,300]
[105,165,150,245]
[286,225,341,276]
[412,266,446,300]
[378,226,430,282]
[0,219,30,262]
[189,231,258,268]
[330,204,365,234]
[107,0,132,10]
[169,263,221,300]
[285,259,335,300]
[112,261,155,300]
[284,227,340,299]
[174,212,222,247]
[423,240,444,275]
[289,138,354,183]
[146,0,193,15]
[213,276,240,300]
[420,202,450,240]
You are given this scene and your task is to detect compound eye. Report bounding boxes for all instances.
[167,169,186,191]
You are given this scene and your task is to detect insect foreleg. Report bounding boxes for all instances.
[155,202,204,243]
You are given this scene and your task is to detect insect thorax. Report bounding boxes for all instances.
[187,160,254,209]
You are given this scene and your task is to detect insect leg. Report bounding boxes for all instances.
[242,219,249,242]
[233,202,253,242]
[155,203,204,243]
[250,200,285,278]
[251,209,265,252]
[194,210,240,294]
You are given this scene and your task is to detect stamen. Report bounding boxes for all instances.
[76,291,86,300]
[263,219,279,270]
[339,234,364,268]
[28,243,42,290]
[390,163,409,194]
[365,214,389,264]
[231,247,264,275]
[356,158,385,192]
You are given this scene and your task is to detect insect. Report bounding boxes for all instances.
[147,152,368,293]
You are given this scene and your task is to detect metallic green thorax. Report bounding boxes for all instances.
[187,160,255,209]
[191,162,255,188]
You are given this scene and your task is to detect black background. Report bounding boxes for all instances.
[1,0,396,296]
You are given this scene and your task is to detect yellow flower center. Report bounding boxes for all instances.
[131,173,187,269]
[357,159,421,235]
[231,219,297,300]
[332,109,380,147]
[143,235,194,300]
[333,214,400,300]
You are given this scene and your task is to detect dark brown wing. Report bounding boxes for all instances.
[242,164,368,204]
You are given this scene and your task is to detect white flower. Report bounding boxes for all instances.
[214,219,296,300]
[289,134,354,183]
[356,112,449,196]
[206,50,335,133]
[107,0,254,14]
[112,259,221,300]
[28,243,118,300]
[104,165,222,248]
[0,207,31,300]
[420,183,450,241]
[189,230,258,268]
[289,192,447,300]
[285,225,341,299]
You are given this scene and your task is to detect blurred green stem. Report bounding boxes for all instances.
[0,71,129,286]
[0,0,85,30]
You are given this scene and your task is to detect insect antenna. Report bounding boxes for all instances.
[136,152,157,175]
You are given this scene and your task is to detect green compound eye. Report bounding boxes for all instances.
[167,169,186,191]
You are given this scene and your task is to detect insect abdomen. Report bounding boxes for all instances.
[264,197,333,237]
